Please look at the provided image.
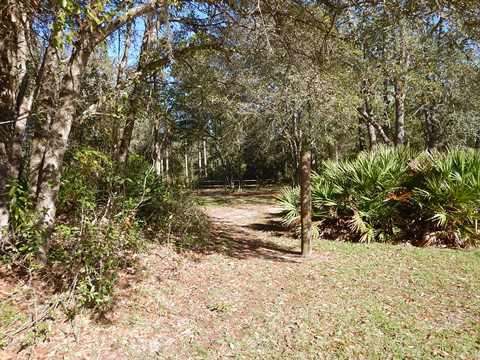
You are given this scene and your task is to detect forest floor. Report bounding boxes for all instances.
[1,190,480,359]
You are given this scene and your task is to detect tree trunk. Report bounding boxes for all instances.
[300,148,312,257]
[29,37,61,197]
[0,2,33,243]
[394,22,409,147]
[394,76,406,146]
[35,48,90,230]
[165,148,170,182]
[203,140,208,177]
[198,142,202,177]
[154,142,162,176]
[364,99,377,149]
[10,7,31,180]
[117,16,155,165]
[184,152,189,183]
[0,4,18,242]
[0,149,9,246]
[116,22,133,88]
[367,122,377,149]
[117,104,137,164]
[423,107,440,149]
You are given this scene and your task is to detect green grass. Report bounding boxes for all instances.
[0,302,28,350]
[175,239,480,359]
[289,241,480,359]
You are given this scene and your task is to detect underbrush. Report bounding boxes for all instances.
[277,146,480,247]
[1,148,210,317]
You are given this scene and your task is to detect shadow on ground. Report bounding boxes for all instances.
[188,192,301,262]
[202,223,300,263]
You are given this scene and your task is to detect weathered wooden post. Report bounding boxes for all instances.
[300,148,312,257]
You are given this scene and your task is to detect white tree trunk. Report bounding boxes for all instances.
[184,152,189,183]
[0,150,9,245]
[165,148,170,182]
[154,139,162,176]
[203,140,208,177]
[198,142,202,177]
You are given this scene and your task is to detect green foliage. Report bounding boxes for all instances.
[276,186,300,226]
[278,146,480,247]
[4,181,42,259]
[59,148,113,214]
[53,148,209,312]
[139,186,211,250]
[3,148,210,314]
[48,217,143,313]
[312,146,413,243]
[411,148,480,246]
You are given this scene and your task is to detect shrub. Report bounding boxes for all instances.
[3,147,210,314]
[138,186,211,250]
[276,186,300,226]
[278,146,480,247]
[411,148,480,246]
[311,146,414,242]
[48,216,143,314]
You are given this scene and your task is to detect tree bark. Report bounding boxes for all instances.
[357,106,392,146]
[117,16,155,164]
[367,122,377,149]
[0,3,18,242]
[35,47,90,229]
[184,152,189,183]
[165,148,170,182]
[29,33,62,197]
[117,97,138,164]
[423,106,440,149]
[300,148,312,257]
[394,76,406,146]
[153,120,165,177]
[0,2,32,243]
[198,142,202,177]
[394,22,409,146]
[9,7,31,180]
[203,140,208,177]
[364,99,377,149]
[116,23,133,88]
[154,143,162,176]
[0,149,9,246]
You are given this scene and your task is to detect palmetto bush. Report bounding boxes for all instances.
[277,146,480,247]
[312,146,414,242]
[411,148,480,246]
[276,186,301,226]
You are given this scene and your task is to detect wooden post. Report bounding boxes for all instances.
[300,149,312,257]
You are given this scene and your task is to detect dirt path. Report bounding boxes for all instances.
[203,199,303,262]
[5,193,311,359]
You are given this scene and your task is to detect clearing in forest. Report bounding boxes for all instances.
[1,191,480,359]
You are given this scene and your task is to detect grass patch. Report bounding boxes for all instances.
[207,241,480,359]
